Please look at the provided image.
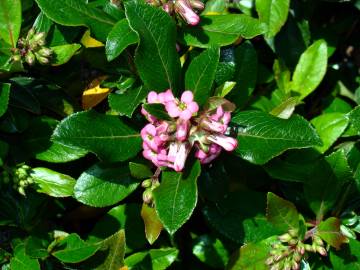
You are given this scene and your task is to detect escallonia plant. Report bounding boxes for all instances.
[0,0,359,269]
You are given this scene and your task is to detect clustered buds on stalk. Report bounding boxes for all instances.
[266,229,327,270]
[146,0,204,25]
[4,164,34,196]
[11,28,53,66]
[141,89,237,172]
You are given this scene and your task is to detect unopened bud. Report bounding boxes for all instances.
[304,244,313,252]
[26,28,36,40]
[278,233,292,242]
[288,229,298,238]
[293,252,301,262]
[19,180,26,187]
[141,179,152,188]
[36,54,50,65]
[38,47,53,57]
[292,261,300,270]
[31,32,46,46]
[296,245,305,255]
[12,54,21,62]
[26,177,34,184]
[314,236,324,246]
[189,0,204,10]
[18,186,26,196]
[288,239,298,246]
[265,257,274,265]
[25,51,36,65]
[142,189,153,204]
[317,246,327,256]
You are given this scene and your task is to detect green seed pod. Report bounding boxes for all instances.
[25,51,36,65]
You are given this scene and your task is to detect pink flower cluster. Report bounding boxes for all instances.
[141,89,238,172]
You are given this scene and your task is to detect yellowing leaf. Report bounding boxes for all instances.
[82,76,110,110]
[81,30,104,48]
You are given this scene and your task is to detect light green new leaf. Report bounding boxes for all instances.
[232,111,322,164]
[291,40,328,100]
[256,0,290,38]
[52,110,142,163]
[125,248,178,270]
[266,192,299,233]
[0,0,21,46]
[30,167,76,197]
[51,44,81,66]
[185,47,220,105]
[10,244,40,270]
[34,0,116,41]
[74,163,141,207]
[180,14,267,48]
[105,19,138,61]
[348,106,360,134]
[311,113,349,153]
[125,2,181,93]
[153,161,201,234]
[141,203,163,245]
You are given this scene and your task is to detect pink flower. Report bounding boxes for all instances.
[173,142,190,172]
[176,119,190,141]
[207,134,238,151]
[141,124,164,151]
[147,89,174,104]
[174,0,200,26]
[201,119,227,133]
[195,144,222,164]
[141,107,157,123]
[165,90,199,120]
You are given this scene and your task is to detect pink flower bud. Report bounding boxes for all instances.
[174,142,190,172]
[174,0,200,26]
[207,134,238,151]
[158,89,175,104]
[201,119,227,133]
[176,120,190,141]
[189,0,204,10]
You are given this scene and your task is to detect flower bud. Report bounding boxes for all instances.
[141,179,152,188]
[288,229,298,238]
[278,233,292,243]
[143,188,153,204]
[292,261,300,270]
[174,0,200,26]
[26,28,36,40]
[316,246,327,256]
[11,54,21,62]
[314,236,324,246]
[38,47,53,57]
[35,53,50,65]
[265,257,274,265]
[18,186,26,196]
[189,0,204,10]
[31,32,46,44]
[25,51,36,65]
[288,239,298,246]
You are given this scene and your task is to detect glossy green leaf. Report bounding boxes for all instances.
[125,248,178,270]
[291,40,328,100]
[129,162,153,179]
[256,0,290,38]
[227,236,277,270]
[141,203,163,245]
[349,106,360,134]
[33,12,53,33]
[0,83,10,117]
[273,59,291,93]
[52,233,100,263]
[109,86,148,118]
[23,117,88,163]
[52,110,142,162]
[185,47,220,106]
[51,44,81,66]
[232,111,322,164]
[317,217,347,249]
[192,235,229,269]
[10,244,40,270]
[0,0,21,46]
[9,79,41,114]
[142,103,172,121]
[311,113,349,153]
[305,149,353,220]
[74,163,141,207]
[34,0,116,41]
[228,41,257,108]
[24,235,49,259]
[180,15,267,48]
[96,230,126,270]
[270,97,299,119]
[105,19,138,61]
[153,161,201,234]
[330,239,360,269]
[125,2,181,93]
[266,192,299,233]
[30,167,76,197]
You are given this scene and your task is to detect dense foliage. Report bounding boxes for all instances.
[0,0,359,269]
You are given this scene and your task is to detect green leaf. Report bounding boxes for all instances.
[23,117,88,163]
[270,97,299,119]
[311,113,349,153]
[330,239,360,269]
[273,59,291,93]
[349,106,360,135]
[34,0,116,41]
[179,15,267,48]
[203,191,279,243]
[317,217,347,249]
[266,192,299,233]
[52,234,100,263]
[129,162,153,179]
[52,110,142,162]
[0,0,21,46]
[142,103,172,121]
[255,0,290,38]
[305,149,353,220]
[51,44,81,66]
[0,83,10,117]
[125,2,181,93]
[141,203,163,245]
[74,163,141,207]
[227,236,277,270]
[96,230,126,270]
[109,86,148,118]
[88,204,147,252]
[291,40,328,100]
[228,41,257,108]
[125,248,178,270]
[153,161,201,234]
[105,18,138,61]
[25,235,49,259]
[192,235,229,269]
[232,111,322,164]
[10,244,40,270]
[185,47,220,106]
[30,167,76,197]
